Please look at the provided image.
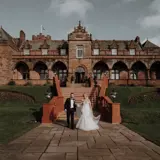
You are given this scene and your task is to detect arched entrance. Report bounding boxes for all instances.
[52,61,68,81]
[75,66,86,83]
[33,61,48,79]
[93,61,109,79]
[14,61,29,80]
[150,61,160,79]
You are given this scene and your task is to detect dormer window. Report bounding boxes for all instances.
[60,49,66,56]
[93,49,100,55]
[129,49,135,55]
[111,49,117,55]
[24,49,30,55]
[76,45,84,58]
[42,49,48,55]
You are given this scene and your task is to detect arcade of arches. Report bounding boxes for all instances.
[13,61,160,82]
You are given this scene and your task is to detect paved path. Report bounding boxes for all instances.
[0,122,160,160]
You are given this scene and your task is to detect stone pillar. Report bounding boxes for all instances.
[109,70,112,79]
[147,69,150,80]
[128,70,132,79]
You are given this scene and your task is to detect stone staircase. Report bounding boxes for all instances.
[56,85,92,121]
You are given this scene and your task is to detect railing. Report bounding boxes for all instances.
[42,75,64,123]
[98,76,121,124]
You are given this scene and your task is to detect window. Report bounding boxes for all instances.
[111,70,119,79]
[111,49,117,55]
[130,71,137,79]
[76,46,84,58]
[22,72,29,80]
[93,70,101,80]
[24,49,30,55]
[60,49,66,56]
[93,49,100,55]
[40,70,48,79]
[42,49,48,55]
[129,49,135,55]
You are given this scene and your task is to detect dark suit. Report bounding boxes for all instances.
[64,98,77,129]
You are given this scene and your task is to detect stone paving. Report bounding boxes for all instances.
[0,121,160,160]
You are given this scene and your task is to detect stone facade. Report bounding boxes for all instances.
[0,22,160,86]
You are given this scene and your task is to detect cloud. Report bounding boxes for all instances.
[122,0,137,3]
[48,0,94,19]
[140,0,160,29]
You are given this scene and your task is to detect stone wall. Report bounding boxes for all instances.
[0,44,13,85]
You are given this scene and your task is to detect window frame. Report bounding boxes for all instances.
[111,49,117,55]
[42,49,48,55]
[93,49,100,55]
[76,45,84,58]
[60,49,66,56]
[129,49,136,55]
[23,49,30,55]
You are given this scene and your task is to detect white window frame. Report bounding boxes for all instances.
[93,49,100,55]
[60,49,66,56]
[23,49,30,55]
[130,71,137,79]
[111,49,117,55]
[129,49,135,55]
[111,70,119,79]
[42,49,48,55]
[76,46,84,58]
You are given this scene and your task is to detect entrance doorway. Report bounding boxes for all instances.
[75,66,85,83]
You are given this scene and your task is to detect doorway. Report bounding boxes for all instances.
[75,66,85,83]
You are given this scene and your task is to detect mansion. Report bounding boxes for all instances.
[0,21,160,86]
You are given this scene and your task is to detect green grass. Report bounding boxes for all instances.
[107,86,160,146]
[0,86,49,144]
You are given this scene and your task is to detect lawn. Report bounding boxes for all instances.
[0,85,49,144]
[107,86,160,146]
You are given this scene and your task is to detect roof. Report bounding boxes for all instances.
[92,40,142,50]
[142,40,159,48]
[20,40,68,50]
[0,26,18,50]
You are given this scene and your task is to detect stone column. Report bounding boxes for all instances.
[128,70,131,79]
[109,70,112,79]
[147,69,150,80]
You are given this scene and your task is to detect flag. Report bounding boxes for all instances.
[40,25,45,33]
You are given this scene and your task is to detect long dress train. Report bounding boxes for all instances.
[76,100,100,131]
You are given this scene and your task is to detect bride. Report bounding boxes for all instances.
[76,93,101,131]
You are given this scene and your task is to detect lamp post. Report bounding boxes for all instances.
[45,91,52,101]
[110,89,117,102]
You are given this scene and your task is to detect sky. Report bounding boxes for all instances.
[0,0,160,45]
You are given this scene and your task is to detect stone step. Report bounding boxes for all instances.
[57,111,79,120]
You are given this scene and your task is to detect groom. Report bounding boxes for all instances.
[64,93,77,129]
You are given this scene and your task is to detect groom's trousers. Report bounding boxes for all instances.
[66,109,74,129]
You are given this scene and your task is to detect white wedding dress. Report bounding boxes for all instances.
[76,99,100,131]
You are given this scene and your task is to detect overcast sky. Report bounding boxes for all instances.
[0,0,160,45]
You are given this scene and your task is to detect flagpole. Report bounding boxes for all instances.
[41,25,42,34]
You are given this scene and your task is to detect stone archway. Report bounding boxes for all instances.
[52,61,68,81]
[75,66,86,83]
[131,61,147,79]
[92,61,109,79]
[33,61,48,79]
[14,61,29,80]
[150,61,160,79]
[112,61,128,79]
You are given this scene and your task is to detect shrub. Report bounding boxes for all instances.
[43,81,51,86]
[8,80,16,86]
[24,82,32,86]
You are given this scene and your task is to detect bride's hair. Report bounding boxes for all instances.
[83,93,88,99]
